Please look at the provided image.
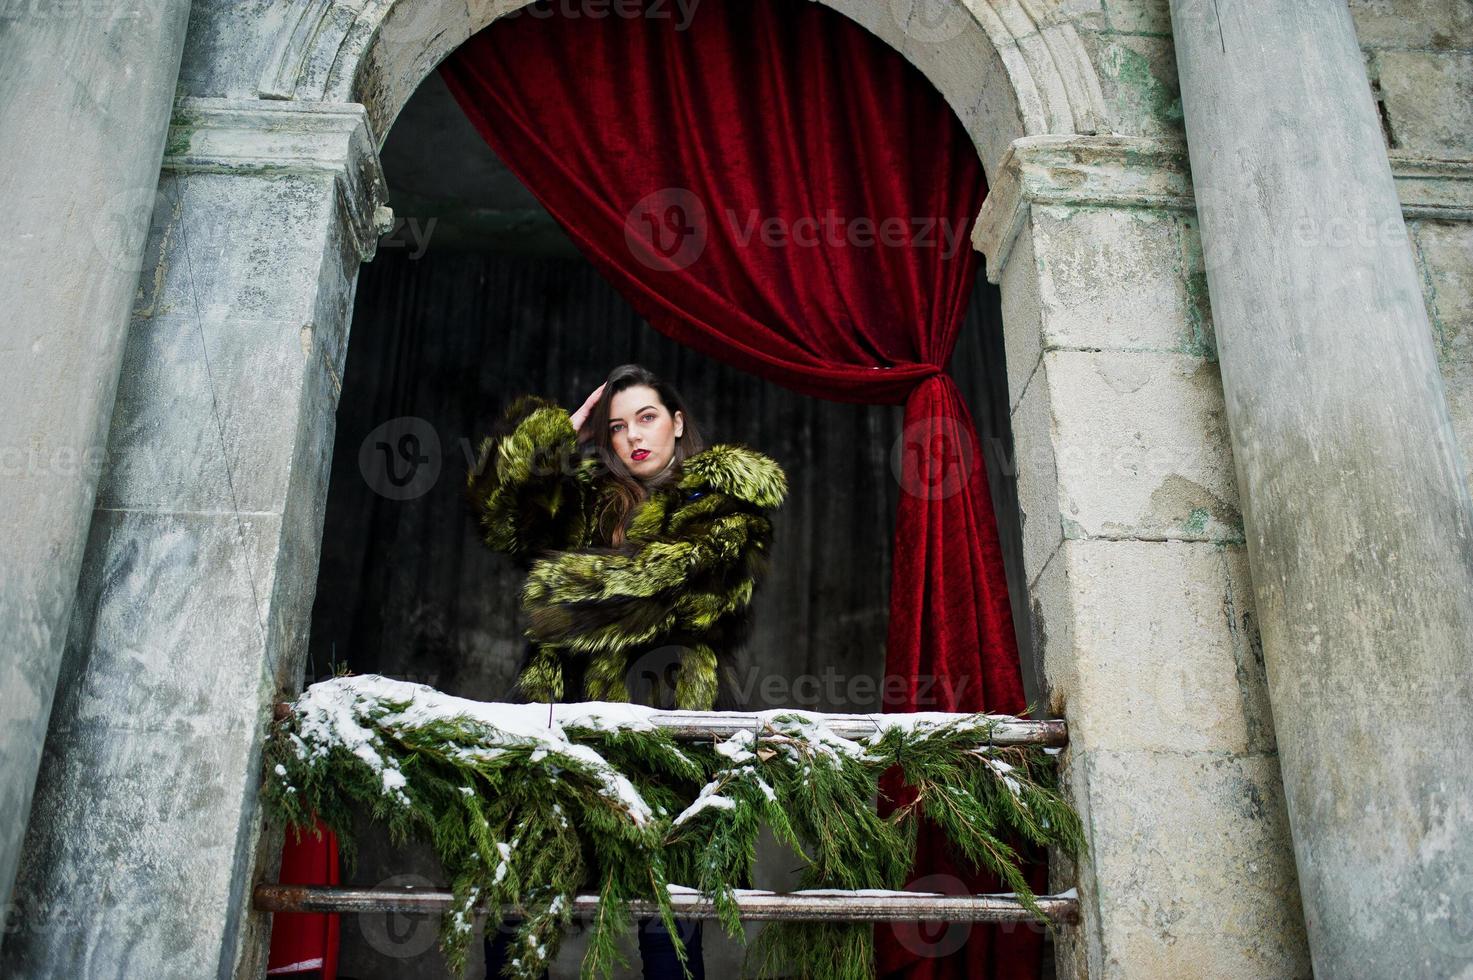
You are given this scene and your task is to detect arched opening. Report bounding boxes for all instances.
[299,4,1040,972]
[304,67,1031,972]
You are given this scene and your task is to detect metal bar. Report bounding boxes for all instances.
[253,884,1079,924]
[643,711,1066,746]
[270,703,1068,747]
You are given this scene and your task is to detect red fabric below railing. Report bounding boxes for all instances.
[266,817,340,978]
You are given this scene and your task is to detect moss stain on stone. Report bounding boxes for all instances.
[1184,507,1210,535]
[1110,41,1185,131]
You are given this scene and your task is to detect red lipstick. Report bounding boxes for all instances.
[631,449,650,461]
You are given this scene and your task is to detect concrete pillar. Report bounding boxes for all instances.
[0,98,389,978]
[1169,2,1473,975]
[0,0,193,913]
[974,134,1310,977]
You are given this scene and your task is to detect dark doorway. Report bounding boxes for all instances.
[305,69,1028,980]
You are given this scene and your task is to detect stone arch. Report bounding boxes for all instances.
[257,0,1106,182]
[246,0,1099,714]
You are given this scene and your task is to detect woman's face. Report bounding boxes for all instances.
[607,384,684,479]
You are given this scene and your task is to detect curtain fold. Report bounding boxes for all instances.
[440,1,1041,974]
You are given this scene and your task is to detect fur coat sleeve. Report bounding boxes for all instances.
[519,443,789,710]
[464,394,594,565]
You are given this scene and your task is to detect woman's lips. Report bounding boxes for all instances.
[631,449,650,461]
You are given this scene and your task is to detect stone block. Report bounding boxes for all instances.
[1041,349,1241,543]
[1377,51,1473,156]
[1059,0,1108,32]
[1177,211,1218,359]
[1412,219,1473,362]
[48,508,280,736]
[1070,747,1311,979]
[1031,205,1195,353]
[1439,357,1473,494]
[1011,353,1065,586]
[93,315,310,515]
[1047,538,1273,756]
[1082,31,1183,138]
[268,343,343,690]
[361,13,475,140]
[6,722,262,978]
[1349,0,1473,50]
[1103,0,1171,36]
[1000,219,1045,412]
[1028,507,1075,718]
[133,170,338,325]
[178,0,286,100]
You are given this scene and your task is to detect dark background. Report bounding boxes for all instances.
[304,69,1035,980]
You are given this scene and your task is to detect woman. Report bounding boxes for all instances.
[465,363,788,978]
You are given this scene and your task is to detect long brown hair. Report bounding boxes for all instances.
[577,364,706,547]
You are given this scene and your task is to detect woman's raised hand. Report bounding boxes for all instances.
[569,382,606,440]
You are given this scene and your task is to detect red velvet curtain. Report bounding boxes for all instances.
[267,817,340,978]
[440,1,1043,974]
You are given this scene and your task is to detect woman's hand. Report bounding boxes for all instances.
[569,383,606,441]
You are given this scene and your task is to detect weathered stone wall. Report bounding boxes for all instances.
[1079,1,1185,138]
[1356,0,1473,157]
[9,0,1468,977]
[1353,0,1473,492]
[0,0,193,918]
[970,3,1310,974]
[976,138,1310,976]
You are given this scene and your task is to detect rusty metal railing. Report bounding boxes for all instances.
[254,883,1080,924]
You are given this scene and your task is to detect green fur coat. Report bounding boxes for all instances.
[465,394,788,710]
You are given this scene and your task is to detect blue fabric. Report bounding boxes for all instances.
[638,916,704,980]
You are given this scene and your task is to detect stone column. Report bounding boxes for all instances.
[974,134,1310,978]
[0,0,192,913]
[0,98,389,978]
[1170,1,1473,976]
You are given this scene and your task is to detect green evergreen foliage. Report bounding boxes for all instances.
[262,676,1086,980]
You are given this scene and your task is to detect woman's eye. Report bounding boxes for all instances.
[642,414,655,423]
[610,423,623,433]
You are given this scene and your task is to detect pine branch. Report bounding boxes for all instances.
[262,676,1085,978]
